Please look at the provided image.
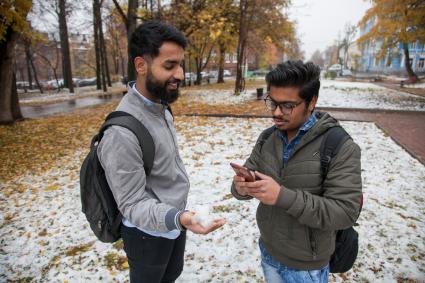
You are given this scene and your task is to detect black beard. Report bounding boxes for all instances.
[146,71,180,104]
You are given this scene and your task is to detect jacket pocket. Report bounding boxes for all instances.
[308,228,334,260]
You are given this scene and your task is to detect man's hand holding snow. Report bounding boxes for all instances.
[179,210,226,235]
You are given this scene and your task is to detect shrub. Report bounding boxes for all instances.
[324,71,337,80]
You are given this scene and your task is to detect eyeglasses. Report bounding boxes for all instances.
[264,95,304,115]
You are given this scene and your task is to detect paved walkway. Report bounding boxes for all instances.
[320,107,425,165]
[375,82,425,98]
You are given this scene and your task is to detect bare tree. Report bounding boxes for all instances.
[112,0,139,82]
[24,39,44,93]
[235,0,257,95]
[341,24,357,68]
[309,50,324,68]
[35,36,61,92]
[93,0,111,91]
[58,0,74,92]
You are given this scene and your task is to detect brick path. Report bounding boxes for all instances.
[319,108,425,165]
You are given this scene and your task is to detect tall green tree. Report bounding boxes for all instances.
[0,0,31,124]
[358,0,425,79]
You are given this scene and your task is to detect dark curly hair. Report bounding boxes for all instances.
[266,60,321,106]
[129,21,187,62]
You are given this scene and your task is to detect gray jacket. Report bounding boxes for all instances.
[97,86,190,232]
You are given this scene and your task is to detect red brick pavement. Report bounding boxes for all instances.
[322,108,425,165]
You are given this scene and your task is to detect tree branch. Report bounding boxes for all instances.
[112,0,127,24]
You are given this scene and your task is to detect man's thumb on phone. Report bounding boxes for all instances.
[254,171,268,180]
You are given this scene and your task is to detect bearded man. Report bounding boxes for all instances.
[97,21,225,283]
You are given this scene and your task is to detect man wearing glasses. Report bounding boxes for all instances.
[231,61,362,283]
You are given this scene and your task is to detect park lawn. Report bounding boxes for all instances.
[0,116,424,282]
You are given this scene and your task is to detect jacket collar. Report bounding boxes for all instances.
[126,81,168,116]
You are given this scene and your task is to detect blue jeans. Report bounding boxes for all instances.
[259,239,329,283]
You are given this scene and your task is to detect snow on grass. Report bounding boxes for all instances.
[180,80,425,111]
[0,117,424,282]
[181,89,260,105]
[318,80,425,111]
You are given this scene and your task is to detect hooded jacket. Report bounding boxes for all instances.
[231,112,362,270]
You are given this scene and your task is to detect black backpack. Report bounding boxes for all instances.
[259,125,361,273]
[80,111,156,243]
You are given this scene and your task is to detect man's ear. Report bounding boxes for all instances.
[308,95,318,112]
[134,56,147,75]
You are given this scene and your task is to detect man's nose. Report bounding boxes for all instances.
[174,66,184,81]
[273,105,284,116]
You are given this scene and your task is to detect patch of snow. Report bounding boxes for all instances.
[0,118,424,282]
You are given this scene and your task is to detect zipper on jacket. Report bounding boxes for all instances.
[309,228,318,260]
[162,111,190,183]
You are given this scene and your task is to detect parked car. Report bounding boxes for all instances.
[340,69,353,76]
[328,64,342,72]
[16,81,30,89]
[77,77,97,87]
[252,69,268,76]
[121,76,128,85]
[223,69,231,77]
[185,72,196,83]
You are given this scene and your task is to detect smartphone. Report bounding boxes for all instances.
[230,162,255,182]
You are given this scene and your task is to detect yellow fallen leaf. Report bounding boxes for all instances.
[121,261,129,269]
[45,185,60,191]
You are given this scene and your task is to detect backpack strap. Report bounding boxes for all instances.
[319,126,351,179]
[99,111,155,176]
[257,126,276,150]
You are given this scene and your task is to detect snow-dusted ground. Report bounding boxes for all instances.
[1,117,424,282]
[182,80,425,111]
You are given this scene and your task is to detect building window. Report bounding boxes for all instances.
[225,53,230,63]
[418,58,425,69]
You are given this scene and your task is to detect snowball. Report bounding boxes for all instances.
[192,206,214,228]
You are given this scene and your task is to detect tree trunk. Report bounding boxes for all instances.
[30,53,43,94]
[25,43,33,90]
[156,0,162,19]
[99,24,112,87]
[58,0,74,92]
[0,28,23,124]
[235,0,251,95]
[127,0,139,82]
[217,43,225,83]
[402,41,417,79]
[93,0,102,90]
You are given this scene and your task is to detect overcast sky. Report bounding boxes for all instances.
[288,0,372,60]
